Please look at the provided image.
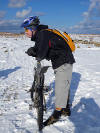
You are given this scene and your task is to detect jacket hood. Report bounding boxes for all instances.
[31,24,48,41]
[37,24,48,31]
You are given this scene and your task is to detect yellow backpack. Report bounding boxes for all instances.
[46,29,75,52]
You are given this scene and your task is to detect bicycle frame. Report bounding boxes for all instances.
[29,60,50,131]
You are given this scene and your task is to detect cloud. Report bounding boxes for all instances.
[8,0,26,8]
[0,8,45,33]
[0,19,23,33]
[0,19,20,26]
[68,0,100,34]
[0,11,6,19]
[83,0,100,20]
[16,7,32,18]
[34,12,45,16]
[68,20,100,34]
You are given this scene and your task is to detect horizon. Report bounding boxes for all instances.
[0,0,100,34]
[0,31,100,36]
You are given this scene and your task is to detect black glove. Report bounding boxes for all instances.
[26,47,36,57]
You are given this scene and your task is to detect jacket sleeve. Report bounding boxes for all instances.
[35,30,49,60]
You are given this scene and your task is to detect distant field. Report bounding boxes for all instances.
[0,32,24,37]
[0,32,100,47]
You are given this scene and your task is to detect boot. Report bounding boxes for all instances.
[61,91,71,116]
[61,105,71,116]
[43,110,61,126]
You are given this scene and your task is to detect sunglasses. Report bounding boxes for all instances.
[24,27,32,32]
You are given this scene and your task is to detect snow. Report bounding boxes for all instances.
[71,34,100,43]
[0,34,100,133]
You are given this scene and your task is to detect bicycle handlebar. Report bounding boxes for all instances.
[25,51,41,62]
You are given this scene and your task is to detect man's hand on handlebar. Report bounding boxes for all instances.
[25,47,36,57]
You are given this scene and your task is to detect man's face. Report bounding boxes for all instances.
[25,28,33,38]
[24,28,36,38]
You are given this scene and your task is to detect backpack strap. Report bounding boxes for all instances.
[49,40,51,48]
[46,29,75,52]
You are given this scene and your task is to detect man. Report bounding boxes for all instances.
[21,16,75,126]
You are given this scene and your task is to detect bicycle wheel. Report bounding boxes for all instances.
[30,74,36,102]
[37,75,44,131]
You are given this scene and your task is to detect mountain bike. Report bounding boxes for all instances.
[29,59,50,132]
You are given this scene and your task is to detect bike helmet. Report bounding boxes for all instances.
[21,16,40,28]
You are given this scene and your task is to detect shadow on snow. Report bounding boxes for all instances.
[0,66,21,79]
[46,72,100,132]
[69,97,100,133]
[69,73,100,133]
[46,72,81,111]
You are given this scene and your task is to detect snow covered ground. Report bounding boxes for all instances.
[71,34,100,43]
[0,34,100,133]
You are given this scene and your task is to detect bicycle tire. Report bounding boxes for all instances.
[31,74,36,101]
[37,74,44,131]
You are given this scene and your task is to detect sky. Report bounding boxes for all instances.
[0,0,100,34]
